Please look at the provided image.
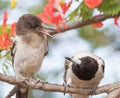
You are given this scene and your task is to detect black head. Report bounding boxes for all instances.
[72,56,98,80]
[16,14,54,37]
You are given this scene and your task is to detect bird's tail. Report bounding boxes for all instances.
[72,94,89,98]
[16,88,28,98]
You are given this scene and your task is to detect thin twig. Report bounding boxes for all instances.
[49,13,120,35]
[5,86,18,98]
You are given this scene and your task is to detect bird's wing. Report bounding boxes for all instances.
[11,40,17,65]
[63,59,71,84]
[44,41,48,56]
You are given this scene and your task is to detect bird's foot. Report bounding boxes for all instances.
[16,75,29,85]
[19,78,29,87]
[30,77,48,89]
[15,76,29,93]
[36,79,49,89]
[90,86,97,96]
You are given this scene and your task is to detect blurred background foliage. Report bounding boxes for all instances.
[0,0,120,98]
[78,26,115,49]
[0,0,9,10]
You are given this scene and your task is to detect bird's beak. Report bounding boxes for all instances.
[37,27,55,38]
[65,57,72,62]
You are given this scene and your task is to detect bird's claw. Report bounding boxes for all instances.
[90,86,97,96]
[16,76,29,85]
[22,78,29,85]
[63,83,69,95]
[35,79,49,89]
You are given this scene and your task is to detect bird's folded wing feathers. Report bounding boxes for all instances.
[11,40,17,65]
[64,59,71,83]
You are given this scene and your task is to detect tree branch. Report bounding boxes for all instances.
[107,88,120,98]
[0,73,120,98]
[50,13,120,35]
[5,86,19,98]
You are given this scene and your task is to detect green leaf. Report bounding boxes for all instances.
[67,2,93,21]
[67,6,80,21]
[98,0,120,15]
[2,68,7,75]
[0,25,2,35]
[79,2,93,21]
[3,63,9,71]
[6,52,12,61]
[28,1,48,15]
[29,5,44,15]
[78,25,115,49]
[0,0,9,9]
[2,63,9,75]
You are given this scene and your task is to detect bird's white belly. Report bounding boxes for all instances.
[14,42,45,78]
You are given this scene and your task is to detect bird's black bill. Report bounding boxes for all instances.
[65,57,72,61]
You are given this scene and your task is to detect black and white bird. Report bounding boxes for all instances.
[11,14,55,98]
[64,52,105,98]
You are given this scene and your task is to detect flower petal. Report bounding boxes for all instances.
[92,22,103,28]
[84,0,102,9]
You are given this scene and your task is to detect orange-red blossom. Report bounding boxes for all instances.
[0,11,16,50]
[38,0,72,31]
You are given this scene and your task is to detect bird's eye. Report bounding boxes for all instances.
[33,24,39,28]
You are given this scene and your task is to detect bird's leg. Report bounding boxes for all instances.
[63,77,72,95]
[15,74,29,93]
[31,76,48,89]
[63,82,70,95]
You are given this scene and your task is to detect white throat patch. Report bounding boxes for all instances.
[72,58,81,65]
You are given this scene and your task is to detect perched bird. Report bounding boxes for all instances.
[11,14,55,98]
[64,52,105,98]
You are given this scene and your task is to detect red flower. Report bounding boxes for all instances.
[55,0,72,14]
[60,0,72,14]
[38,2,55,24]
[84,0,102,9]
[0,33,12,50]
[38,13,51,24]
[44,3,55,16]
[0,11,14,50]
[38,0,71,31]
[2,10,8,34]
[3,10,8,26]
[49,0,55,3]
[92,22,103,28]
[114,17,120,27]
